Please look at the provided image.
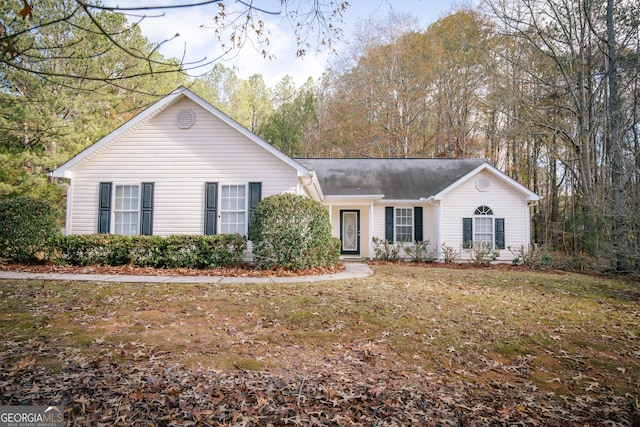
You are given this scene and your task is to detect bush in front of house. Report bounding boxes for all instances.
[155,234,247,269]
[54,234,134,266]
[372,236,403,261]
[249,193,340,270]
[466,241,500,265]
[403,240,436,262]
[0,197,61,264]
[56,234,247,268]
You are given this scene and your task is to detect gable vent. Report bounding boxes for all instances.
[476,178,490,192]
[175,109,195,129]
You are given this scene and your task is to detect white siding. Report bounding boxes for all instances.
[370,203,439,260]
[68,98,299,235]
[423,204,438,253]
[439,170,531,262]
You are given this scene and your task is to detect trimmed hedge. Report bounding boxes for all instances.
[249,193,340,270]
[55,234,247,268]
[0,197,62,264]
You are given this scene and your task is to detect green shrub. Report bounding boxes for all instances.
[161,235,199,268]
[56,234,246,268]
[129,236,166,268]
[156,234,246,268]
[249,193,338,270]
[55,234,134,266]
[0,197,61,264]
[199,234,247,267]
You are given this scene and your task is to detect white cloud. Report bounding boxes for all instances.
[223,19,331,88]
[118,0,474,88]
[132,3,329,88]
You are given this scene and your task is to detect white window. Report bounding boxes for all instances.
[220,184,246,234]
[474,205,494,247]
[395,207,413,243]
[114,184,140,235]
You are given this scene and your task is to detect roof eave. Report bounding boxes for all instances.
[323,194,385,201]
[300,172,325,201]
[374,198,431,204]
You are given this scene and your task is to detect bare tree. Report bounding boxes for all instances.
[0,0,348,94]
[482,0,640,272]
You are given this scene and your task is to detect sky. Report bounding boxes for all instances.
[125,1,475,88]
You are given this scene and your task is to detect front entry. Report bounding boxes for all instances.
[340,210,360,255]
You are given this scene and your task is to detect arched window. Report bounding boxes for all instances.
[463,206,505,250]
[473,206,494,246]
[474,205,493,216]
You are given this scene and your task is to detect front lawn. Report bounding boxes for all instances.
[1,264,638,425]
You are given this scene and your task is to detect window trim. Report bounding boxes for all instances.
[394,207,414,243]
[112,183,141,235]
[473,205,494,249]
[219,183,249,235]
[385,206,423,243]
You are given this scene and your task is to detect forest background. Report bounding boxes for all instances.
[1,0,639,273]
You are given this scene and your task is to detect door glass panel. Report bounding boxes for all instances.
[342,211,358,252]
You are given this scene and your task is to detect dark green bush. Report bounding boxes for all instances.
[249,193,339,270]
[152,234,247,269]
[56,234,246,268]
[199,234,247,267]
[0,197,61,264]
[56,234,134,266]
[129,236,165,268]
[161,235,199,268]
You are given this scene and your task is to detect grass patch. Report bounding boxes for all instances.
[1,265,638,399]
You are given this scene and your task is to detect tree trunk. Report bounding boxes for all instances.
[606,0,629,271]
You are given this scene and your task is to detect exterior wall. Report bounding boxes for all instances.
[439,169,531,262]
[67,97,299,235]
[370,202,439,260]
[423,203,438,256]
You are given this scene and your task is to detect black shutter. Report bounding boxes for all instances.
[495,218,505,249]
[140,182,154,235]
[204,182,218,235]
[463,217,473,249]
[385,207,394,242]
[98,182,112,234]
[414,207,423,242]
[248,182,262,236]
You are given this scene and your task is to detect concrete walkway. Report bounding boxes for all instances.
[0,263,373,284]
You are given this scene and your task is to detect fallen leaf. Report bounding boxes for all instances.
[19,0,33,20]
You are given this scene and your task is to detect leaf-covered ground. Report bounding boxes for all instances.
[1,264,639,425]
[0,262,346,278]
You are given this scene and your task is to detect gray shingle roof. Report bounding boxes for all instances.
[295,158,488,199]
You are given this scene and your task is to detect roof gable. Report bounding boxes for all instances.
[432,162,540,202]
[53,87,310,178]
